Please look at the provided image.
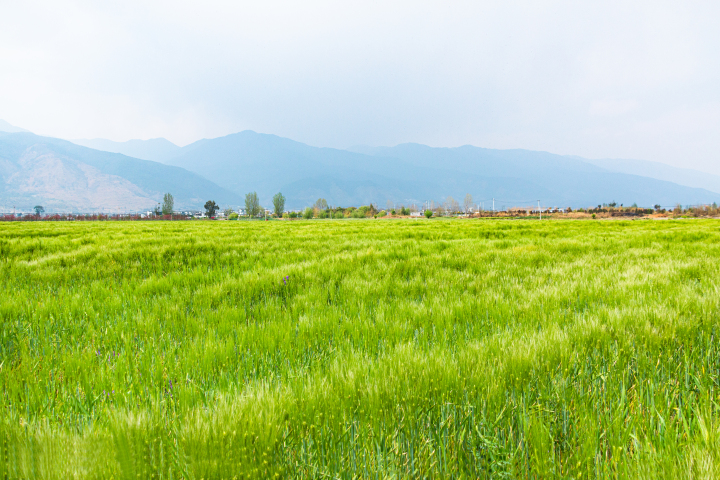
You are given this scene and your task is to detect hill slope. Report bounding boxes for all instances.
[72,137,182,163]
[350,144,720,208]
[168,131,427,209]
[163,131,719,209]
[0,119,30,134]
[0,132,240,213]
[580,157,720,196]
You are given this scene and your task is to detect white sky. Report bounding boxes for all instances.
[1,0,719,173]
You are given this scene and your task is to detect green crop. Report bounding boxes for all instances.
[1,218,719,478]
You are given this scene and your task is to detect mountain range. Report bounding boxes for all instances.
[72,137,182,164]
[0,130,240,213]
[163,131,719,209]
[1,119,718,212]
[579,157,720,197]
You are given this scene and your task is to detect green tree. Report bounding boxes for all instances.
[272,192,286,218]
[314,198,328,210]
[33,205,45,216]
[303,207,314,219]
[245,192,261,218]
[162,193,174,215]
[204,200,219,218]
[424,210,433,218]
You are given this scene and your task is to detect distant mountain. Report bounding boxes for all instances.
[0,119,30,133]
[159,131,718,209]
[72,137,182,163]
[579,157,720,196]
[167,131,428,209]
[0,132,240,213]
[349,144,720,208]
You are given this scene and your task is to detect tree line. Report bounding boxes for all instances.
[207,192,488,219]
[26,189,704,221]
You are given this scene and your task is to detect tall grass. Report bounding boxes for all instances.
[1,219,719,478]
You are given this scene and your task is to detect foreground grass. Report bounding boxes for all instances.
[1,218,720,478]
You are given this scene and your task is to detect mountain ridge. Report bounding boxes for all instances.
[579,157,720,196]
[6,128,716,212]
[0,119,31,134]
[71,137,182,163]
[0,132,241,212]
[161,131,719,209]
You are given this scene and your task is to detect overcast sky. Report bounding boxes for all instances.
[1,1,719,173]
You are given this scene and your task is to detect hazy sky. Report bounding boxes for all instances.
[1,1,719,173]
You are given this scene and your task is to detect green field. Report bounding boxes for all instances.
[1,219,720,478]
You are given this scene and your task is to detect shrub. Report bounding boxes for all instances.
[303,208,314,219]
[333,212,344,219]
[288,211,298,218]
[424,210,433,218]
[228,212,239,220]
[592,213,596,219]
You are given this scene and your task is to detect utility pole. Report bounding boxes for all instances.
[538,200,541,220]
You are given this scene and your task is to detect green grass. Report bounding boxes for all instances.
[1,218,720,478]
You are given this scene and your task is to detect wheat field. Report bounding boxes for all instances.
[1,218,719,478]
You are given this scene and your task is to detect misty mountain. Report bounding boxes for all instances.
[0,119,30,134]
[72,137,182,163]
[580,157,720,197]
[160,130,718,209]
[167,131,553,209]
[348,144,720,208]
[0,132,240,213]
[167,131,429,209]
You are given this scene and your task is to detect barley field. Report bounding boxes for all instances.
[1,218,719,479]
